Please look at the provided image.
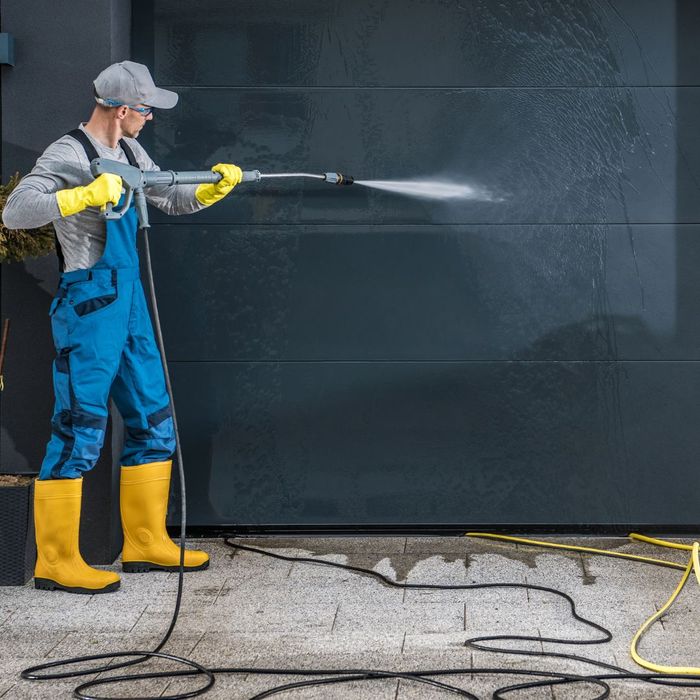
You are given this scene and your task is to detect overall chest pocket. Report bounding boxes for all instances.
[65,278,118,318]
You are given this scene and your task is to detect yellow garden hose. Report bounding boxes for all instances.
[465,531,700,676]
[465,532,686,570]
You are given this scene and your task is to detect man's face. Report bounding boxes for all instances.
[121,105,154,139]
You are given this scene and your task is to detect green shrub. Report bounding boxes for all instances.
[0,173,55,263]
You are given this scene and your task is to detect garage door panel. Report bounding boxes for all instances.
[144,87,700,225]
[170,360,700,526]
[152,224,699,362]
[137,0,697,87]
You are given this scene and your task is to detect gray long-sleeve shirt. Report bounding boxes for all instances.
[2,123,206,271]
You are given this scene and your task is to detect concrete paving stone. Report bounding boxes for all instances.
[133,600,338,635]
[251,649,405,671]
[133,580,234,613]
[469,645,596,673]
[402,587,512,606]
[46,631,204,660]
[395,675,497,700]
[403,578,530,606]
[109,573,183,595]
[0,632,68,660]
[220,601,338,634]
[466,538,573,569]
[119,563,229,585]
[185,636,272,667]
[403,632,474,654]
[464,601,609,643]
[187,631,404,662]
[561,598,673,635]
[520,551,592,580]
[463,553,529,584]
[42,674,172,699]
[651,627,700,661]
[402,635,597,668]
[137,675,216,700]
[333,601,465,634]
[230,537,408,555]
[10,604,144,633]
[632,631,700,669]
[404,537,471,554]
[287,553,405,584]
[399,648,476,674]
[554,573,674,596]
[271,633,406,658]
[213,575,405,607]
[218,549,295,582]
[0,584,94,610]
[1,678,96,700]
[0,608,15,627]
[583,555,690,580]
[0,653,102,682]
[0,683,16,698]
[403,555,469,585]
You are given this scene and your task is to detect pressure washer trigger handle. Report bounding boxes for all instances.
[102,183,133,220]
[90,158,141,220]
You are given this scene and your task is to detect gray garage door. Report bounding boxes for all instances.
[133,0,700,532]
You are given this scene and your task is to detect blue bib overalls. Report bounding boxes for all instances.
[39,131,175,480]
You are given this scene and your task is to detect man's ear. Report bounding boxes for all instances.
[115,106,129,120]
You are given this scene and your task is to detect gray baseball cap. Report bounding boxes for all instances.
[93,60,178,109]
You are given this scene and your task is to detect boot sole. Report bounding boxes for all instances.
[34,577,120,594]
[122,560,210,573]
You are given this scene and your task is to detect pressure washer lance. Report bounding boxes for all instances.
[90,157,354,229]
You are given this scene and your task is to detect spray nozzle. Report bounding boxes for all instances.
[324,172,354,186]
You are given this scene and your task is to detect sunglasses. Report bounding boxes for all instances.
[128,105,154,116]
[95,97,154,116]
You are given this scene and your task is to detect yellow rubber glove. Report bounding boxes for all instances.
[195,163,243,206]
[56,173,123,218]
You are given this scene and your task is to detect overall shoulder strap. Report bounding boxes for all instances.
[66,128,139,167]
[118,139,139,168]
[65,128,100,164]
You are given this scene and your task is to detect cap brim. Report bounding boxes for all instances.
[145,87,179,109]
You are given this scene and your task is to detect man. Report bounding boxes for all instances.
[2,61,240,593]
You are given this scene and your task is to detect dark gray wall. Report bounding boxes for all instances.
[133,0,700,530]
[1,0,131,560]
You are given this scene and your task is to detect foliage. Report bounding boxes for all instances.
[0,173,55,263]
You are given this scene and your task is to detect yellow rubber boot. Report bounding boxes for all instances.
[34,478,121,594]
[120,461,209,573]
